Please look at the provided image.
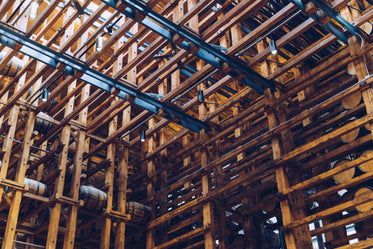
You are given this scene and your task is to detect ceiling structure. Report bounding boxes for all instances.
[0,0,373,248]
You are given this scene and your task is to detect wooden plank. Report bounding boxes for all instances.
[278,115,373,165]
[100,104,118,249]
[114,16,131,249]
[62,17,90,246]
[0,5,31,247]
[45,7,77,248]
[283,194,373,230]
[264,88,298,248]
[146,117,156,249]
[311,208,373,236]
[153,226,209,249]
[202,0,267,41]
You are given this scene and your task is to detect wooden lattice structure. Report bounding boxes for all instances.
[0,0,373,248]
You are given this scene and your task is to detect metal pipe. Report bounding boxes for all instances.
[0,24,209,132]
[99,0,278,92]
[310,0,360,38]
[13,240,46,248]
[290,0,348,43]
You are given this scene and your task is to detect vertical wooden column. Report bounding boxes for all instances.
[27,35,50,247]
[144,8,157,243]
[197,66,215,249]
[296,66,314,127]
[2,101,34,249]
[62,92,88,248]
[264,87,298,249]
[114,111,130,249]
[146,118,156,249]
[45,6,77,249]
[100,109,117,248]
[62,13,90,249]
[190,0,215,242]
[0,2,32,247]
[158,58,169,244]
[208,14,232,249]
[259,38,312,249]
[173,0,193,191]
[199,123,215,248]
[114,16,130,249]
[270,42,311,249]
[230,22,258,249]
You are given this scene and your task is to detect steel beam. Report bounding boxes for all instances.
[99,0,278,94]
[291,0,362,43]
[289,0,349,43]
[310,0,360,38]
[0,24,209,133]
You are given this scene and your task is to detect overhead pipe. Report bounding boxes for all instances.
[99,0,278,93]
[0,24,209,133]
[289,0,362,43]
[289,0,348,43]
[310,0,360,38]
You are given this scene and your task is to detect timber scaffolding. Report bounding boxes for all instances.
[2,0,373,248]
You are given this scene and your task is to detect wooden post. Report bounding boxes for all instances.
[146,117,156,249]
[198,60,215,248]
[62,12,90,249]
[2,110,35,249]
[114,16,130,249]
[259,38,312,249]
[114,111,130,249]
[45,6,77,249]
[0,2,32,247]
[158,58,169,244]
[100,108,118,249]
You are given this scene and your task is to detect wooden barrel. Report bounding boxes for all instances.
[24,178,47,196]
[34,112,54,134]
[347,62,356,76]
[358,150,373,172]
[341,92,361,109]
[361,21,373,35]
[365,123,371,131]
[262,194,277,213]
[49,136,61,151]
[340,127,360,143]
[353,187,373,212]
[126,201,151,223]
[79,185,107,210]
[332,160,355,184]
[0,52,24,77]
